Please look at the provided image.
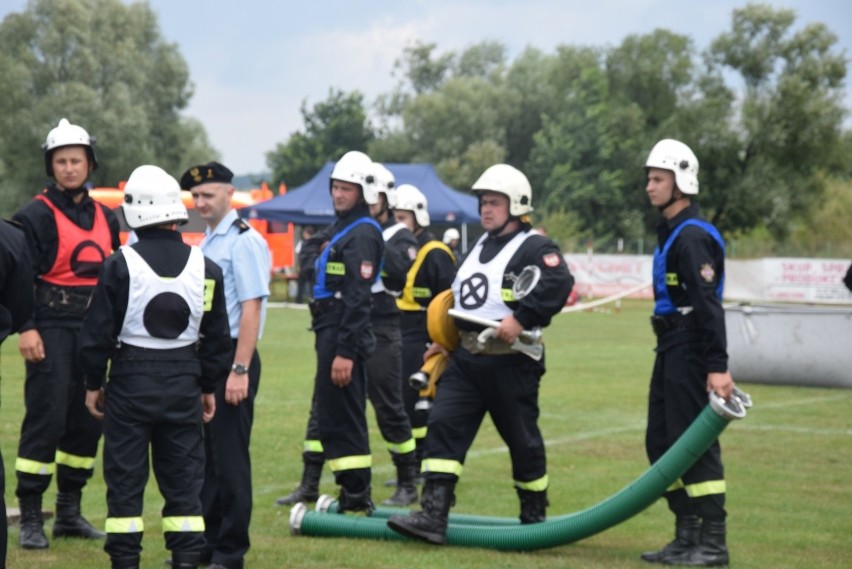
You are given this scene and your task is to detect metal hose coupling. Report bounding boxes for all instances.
[709,387,753,420]
[289,502,308,536]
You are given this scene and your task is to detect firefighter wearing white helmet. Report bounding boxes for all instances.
[360,163,422,506]
[42,118,98,177]
[122,165,188,229]
[12,118,121,549]
[394,184,431,229]
[282,150,384,514]
[388,165,574,545]
[329,150,379,206]
[391,184,456,484]
[78,164,232,569]
[642,139,736,566]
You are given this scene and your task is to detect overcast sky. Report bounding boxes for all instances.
[3,0,850,174]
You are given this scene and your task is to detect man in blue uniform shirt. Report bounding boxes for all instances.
[182,162,271,569]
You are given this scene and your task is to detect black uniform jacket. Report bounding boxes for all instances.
[78,229,233,393]
[455,227,574,332]
[13,184,121,330]
[410,230,456,310]
[0,220,34,341]
[656,203,728,373]
[373,219,417,316]
[303,204,384,360]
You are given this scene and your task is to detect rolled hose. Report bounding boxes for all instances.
[291,394,749,551]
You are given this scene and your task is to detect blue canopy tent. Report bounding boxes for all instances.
[240,163,480,247]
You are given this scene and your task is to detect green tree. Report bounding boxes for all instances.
[0,0,216,214]
[266,89,374,189]
[705,3,848,237]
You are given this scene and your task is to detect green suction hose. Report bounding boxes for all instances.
[290,391,750,551]
[321,501,520,526]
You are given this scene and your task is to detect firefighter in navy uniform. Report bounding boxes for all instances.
[78,165,232,569]
[1,219,35,569]
[641,139,736,567]
[388,164,573,545]
[304,151,384,513]
[363,164,420,506]
[12,118,120,549]
[392,184,456,478]
[276,163,418,508]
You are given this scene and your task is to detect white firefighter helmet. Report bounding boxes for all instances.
[443,227,460,244]
[395,184,430,227]
[42,118,98,175]
[330,150,378,205]
[471,164,533,216]
[645,139,699,195]
[122,165,188,230]
[370,162,397,208]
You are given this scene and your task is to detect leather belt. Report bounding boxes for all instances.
[650,311,697,337]
[458,330,515,355]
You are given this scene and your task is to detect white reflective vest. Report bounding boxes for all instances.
[118,245,204,349]
[451,231,533,321]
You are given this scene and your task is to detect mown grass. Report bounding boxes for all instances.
[2,300,850,568]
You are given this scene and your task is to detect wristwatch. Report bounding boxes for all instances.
[231,363,249,375]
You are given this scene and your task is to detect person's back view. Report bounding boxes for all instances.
[78,165,232,569]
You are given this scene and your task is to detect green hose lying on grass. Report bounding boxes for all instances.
[289,390,751,551]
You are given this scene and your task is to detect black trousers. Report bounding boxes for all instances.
[400,313,430,436]
[365,315,413,449]
[102,362,205,559]
[314,324,371,492]
[646,340,726,519]
[423,348,547,484]
[201,346,260,568]
[16,326,101,497]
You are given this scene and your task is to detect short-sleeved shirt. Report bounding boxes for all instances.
[201,209,271,339]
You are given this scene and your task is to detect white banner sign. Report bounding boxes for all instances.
[564,254,852,304]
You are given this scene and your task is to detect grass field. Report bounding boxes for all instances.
[1,300,850,568]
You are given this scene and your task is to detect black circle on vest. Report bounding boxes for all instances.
[70,240,107,279]
[459,272,489,309]
[143,292,191,339]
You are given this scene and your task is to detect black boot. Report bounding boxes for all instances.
[18,494,49,549]
[171,551,201,569]
[517,488,548,524]
[382,452,419,507]
[52,490,106,539]
[276,452,324,505]
[640,514,701,563]
[337,485,374,515]
[387,479,455,545]
[667,519,729,566]
[111,555,141,569]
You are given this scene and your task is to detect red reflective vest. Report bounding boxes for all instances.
[36,194,112,287]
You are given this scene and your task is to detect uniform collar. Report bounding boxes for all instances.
[135,228,184,242]
[45,183,91,208]
[666,202,701,230]
[336,204,371,225]
[207,209,238,237]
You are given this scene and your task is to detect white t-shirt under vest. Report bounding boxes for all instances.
[118,245,205,349]
[451,230,534,321]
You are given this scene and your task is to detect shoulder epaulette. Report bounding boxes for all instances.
[232,218,251,234]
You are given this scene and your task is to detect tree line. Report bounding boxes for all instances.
[1,1,850,255]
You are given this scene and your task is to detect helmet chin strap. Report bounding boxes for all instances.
[658,187,685,213]
[487,216,516,237]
